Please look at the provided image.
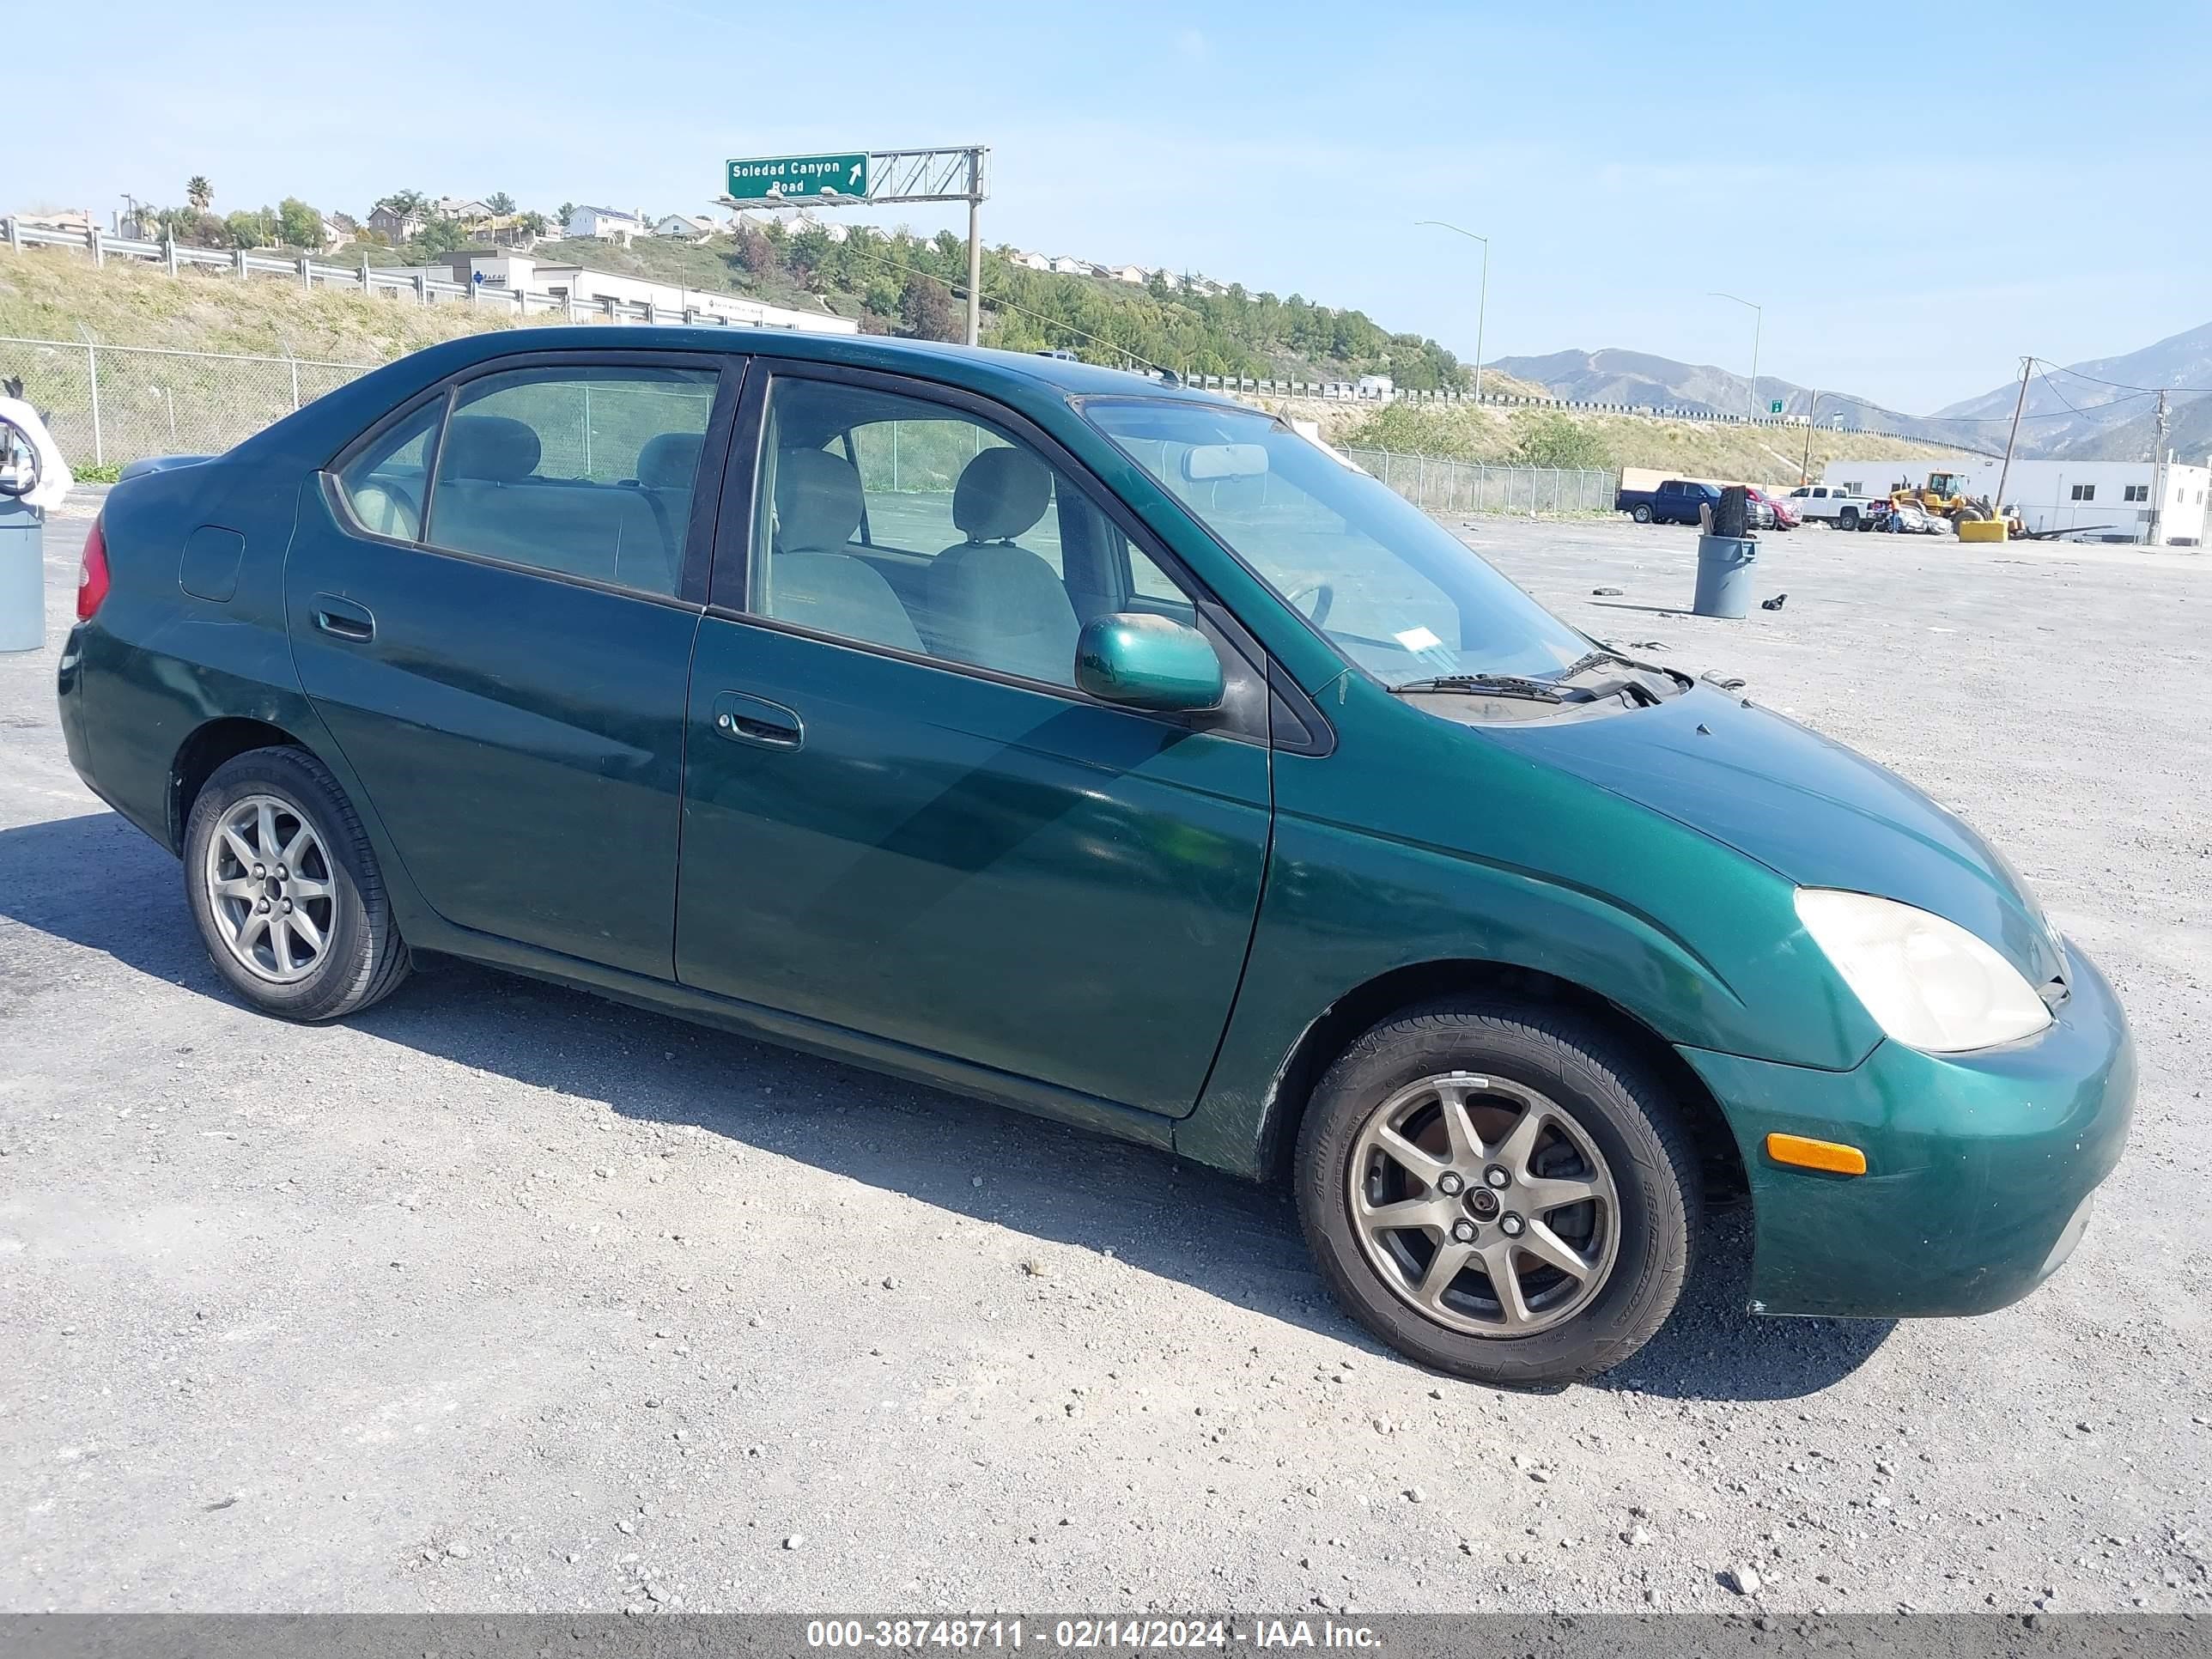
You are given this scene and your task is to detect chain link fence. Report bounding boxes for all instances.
[1341,448,1615,516]
[0,336,374,469]
[1,337,1620,524]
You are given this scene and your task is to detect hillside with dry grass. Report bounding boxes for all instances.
[1265,393,1972,486]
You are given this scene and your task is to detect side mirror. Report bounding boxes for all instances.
[1074,613,1224,713]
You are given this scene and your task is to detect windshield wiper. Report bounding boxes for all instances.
[1555,647,1642,680]
[1389,673,1569,703]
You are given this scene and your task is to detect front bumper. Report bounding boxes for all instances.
[1680,939,2135,1319]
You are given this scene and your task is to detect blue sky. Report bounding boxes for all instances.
[14,0,2206,410]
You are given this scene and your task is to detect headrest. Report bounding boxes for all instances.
[635,431,703,490]
[441,414,539,483]
[774,447,864,553]
[952,447,1053,543]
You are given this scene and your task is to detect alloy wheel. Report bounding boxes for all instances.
[1346,1071,1620,1338]
[203,793,337,985]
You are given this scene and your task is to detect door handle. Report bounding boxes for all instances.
[712,692,804,750]
[312,593,375,642]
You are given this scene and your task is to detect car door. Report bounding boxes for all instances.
[289,349,739,978]
[673,364,1273,1118]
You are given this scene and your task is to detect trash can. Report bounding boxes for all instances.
[0,495,43,653]
[1692,533,1759,619]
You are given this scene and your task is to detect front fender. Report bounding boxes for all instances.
[1174,680,1885,1179]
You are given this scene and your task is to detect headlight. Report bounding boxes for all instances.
[1795,889,2053,1054]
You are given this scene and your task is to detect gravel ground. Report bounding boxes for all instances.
[1,494,2207,1615]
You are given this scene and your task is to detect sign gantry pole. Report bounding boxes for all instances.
[719,145,991,346]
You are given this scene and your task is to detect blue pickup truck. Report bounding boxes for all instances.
[1615,478,1723,525]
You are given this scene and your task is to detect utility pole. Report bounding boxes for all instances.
[2148,389,2169,547]
[1994,356,2031,528]
[1711,292,1763,421]
[1416,222,1490,401]
[1801,390,1821,483]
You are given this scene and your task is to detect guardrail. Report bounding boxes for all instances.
[1,217,837,332]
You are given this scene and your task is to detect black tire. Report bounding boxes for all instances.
[183,745,410,1022]
[1295,999,1701,1386]
[1631,504,1653,524]
[1838,507,1858,530]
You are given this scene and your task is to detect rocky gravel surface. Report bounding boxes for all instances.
[1,495,2206,1613]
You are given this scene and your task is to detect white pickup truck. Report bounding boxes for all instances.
[1783,483,1878,529]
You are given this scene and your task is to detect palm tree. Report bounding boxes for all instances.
[185,175,213,210]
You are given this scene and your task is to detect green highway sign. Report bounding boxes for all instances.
[1770,399,1785,414]
[726,152,869,202]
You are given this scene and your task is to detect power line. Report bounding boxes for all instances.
[2031,357,2212,398]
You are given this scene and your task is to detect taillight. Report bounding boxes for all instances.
[76,517,110,622]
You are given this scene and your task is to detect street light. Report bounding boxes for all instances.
[1417,221,1489,403]
[1710,291,1762,422]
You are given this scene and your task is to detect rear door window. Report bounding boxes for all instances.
[422,365,719,597]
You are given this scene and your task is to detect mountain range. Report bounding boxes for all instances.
[1492,322,2212,462]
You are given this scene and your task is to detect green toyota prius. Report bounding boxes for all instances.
[57,329,2133,1384]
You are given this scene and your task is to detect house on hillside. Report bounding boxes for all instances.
[21,208,94,236]
[367,204,424,242]
[1006,249,1051,271]
[565,204,643,243]
[433,197,494,225]
[1047,255,1089,275]
[654,214,718,240]
[321,212,359,250]
[1107,264,1147,284]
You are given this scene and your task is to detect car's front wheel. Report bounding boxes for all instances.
[183,745,410,1022]
[1631,504,1653,524]
[1296,1000,1700,1386]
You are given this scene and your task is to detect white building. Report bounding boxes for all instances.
[564,204,643,243]
[1006,249,1051,270]
[654,214,717,240]
[732,206,848,243]
[1820,457,2211,545]
[384,253,859,336]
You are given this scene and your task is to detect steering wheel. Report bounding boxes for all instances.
[0,418,40,501]
[1283,580,1335,629]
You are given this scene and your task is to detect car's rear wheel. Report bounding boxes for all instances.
[1631,504,1653,524]
[1839,507,1858,530]
[183,746,410,1022]
[1296,1000,1700,1386]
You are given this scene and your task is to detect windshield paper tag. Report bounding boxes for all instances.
[1394,626,1443,653]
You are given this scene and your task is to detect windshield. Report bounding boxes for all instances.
[1085,398,1589,687]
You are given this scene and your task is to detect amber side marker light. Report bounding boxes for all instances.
[1765,1133,1869,1176]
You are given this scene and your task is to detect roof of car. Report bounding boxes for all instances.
[448,324,1241,406]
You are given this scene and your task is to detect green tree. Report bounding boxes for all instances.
[486,191,516,216]
[275,198,323,250]
[899,274,959,342]
[1512,413,1611,470]
[405,216,470,260]
[155,205,221,247]
[223,208,274,249]
[556,201,575,229]
[185,175,213,210]
[376,189,428,218]
[515,210,549,240]
[729,224,780,277]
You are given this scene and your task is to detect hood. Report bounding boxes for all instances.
[1484,684,2065,985]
